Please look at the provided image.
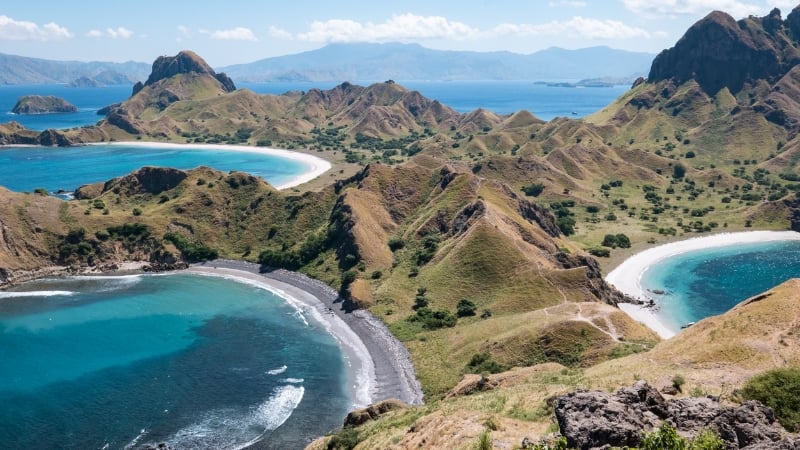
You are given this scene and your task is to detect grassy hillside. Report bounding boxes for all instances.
[309,279,800,449]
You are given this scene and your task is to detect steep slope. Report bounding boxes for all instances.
[309,278,800,450]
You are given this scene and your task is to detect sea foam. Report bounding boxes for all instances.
[158,385,305,450]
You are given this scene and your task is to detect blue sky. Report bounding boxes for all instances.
[1,1,797,66]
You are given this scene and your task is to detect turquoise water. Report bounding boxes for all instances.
[0,144,308,194]
[0,274,350,449]
[640,240,800,333]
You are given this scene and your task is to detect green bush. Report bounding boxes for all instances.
[672,374,686,392]
[466,352,506,374]
[457,299,477,317]
[522,183,545,197]
[641,422,687,450]
[740,367,800,432]
[409,307,456,329]
[164,232,218,262]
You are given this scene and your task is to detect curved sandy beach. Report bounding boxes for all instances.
[97,141,332,190]
[606,230,800,339]
[185,260,424,410]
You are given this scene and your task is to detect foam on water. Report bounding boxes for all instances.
[267,365,288,375]
[157,385,305,450]
[0,290,73,298]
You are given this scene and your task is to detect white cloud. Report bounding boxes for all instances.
[0,15,72,41]
[621,0,789,18]
[269,25,292,39]
[548,1,588,7]
[106,27,133,39]
[86,29,103,38]
[295,14,479,42]
[493,16,652,40]
[210,27,257,41]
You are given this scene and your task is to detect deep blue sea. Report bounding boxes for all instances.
[0,81,628,131]
[0,144,308,194]
[640,240,800,333]
[0,273,350,449]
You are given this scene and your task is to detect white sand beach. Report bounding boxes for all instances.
[184,261,424,409]
[99,142,332,190]
[606,230,800,339]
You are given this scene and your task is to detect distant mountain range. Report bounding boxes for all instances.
[0,53,151,86]
[219,43,655,82]
[0,43,654,86]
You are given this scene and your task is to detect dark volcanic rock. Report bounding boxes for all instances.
[649,8,800,94]
[555,381,797,450]
[343,399,407,427]
[11,95,78,114]
[144,50,235,92]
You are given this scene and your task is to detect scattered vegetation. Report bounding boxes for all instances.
[739,367,800,432]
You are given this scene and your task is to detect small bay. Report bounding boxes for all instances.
[0,273,350,449]
[640,240,800,334]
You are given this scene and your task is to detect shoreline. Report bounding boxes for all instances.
[186,260,423,409]
[605,230,800,339]
[91,141,332,190]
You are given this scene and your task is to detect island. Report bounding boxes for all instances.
[11,95,78,114]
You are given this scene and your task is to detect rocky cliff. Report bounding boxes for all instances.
[133,50,235,95]
[649,7,800,94]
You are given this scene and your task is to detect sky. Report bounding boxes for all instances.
[1,0,798,67]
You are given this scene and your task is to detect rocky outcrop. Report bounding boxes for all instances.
[555,381,797,449]
[144,50,235,92]
[342,399,407,427]
[102,166,188,196]
[11,95,78,114]
[649,8,800,94]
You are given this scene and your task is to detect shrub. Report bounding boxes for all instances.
[690,429,725,450]
[641,422,687,450]
[388,237,405,251]
[672,374,686,392]
[132,207,142,216]
[556,216,576,236]
[466,352,506,374]
[33,187,48,195]
[164,232,218,262]
[457,299,477,317]
[601,233,631,249]
[409,307,456,329]
[370,270,382,279]
[522,183,545,197]
[740,367,800,432]
[588,247,610,257]
[673,163,686,179]
[586,205,601,214]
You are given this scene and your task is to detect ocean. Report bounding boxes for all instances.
[0,144,309,194]
[0,81,628,131]
[640,240,800,333]
[0,273,350,449]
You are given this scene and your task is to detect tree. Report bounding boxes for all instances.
[673,163,686,179]
[456,299,477,317]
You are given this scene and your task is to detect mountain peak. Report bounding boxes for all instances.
[135,50,235,94]
[648,7,800,93]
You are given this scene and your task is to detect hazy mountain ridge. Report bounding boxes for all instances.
[219,42,655,82]
[0,53,150,85]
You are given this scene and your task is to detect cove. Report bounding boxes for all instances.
[606,233,800,338]
[0,143,326,194]
[0,273,350,449]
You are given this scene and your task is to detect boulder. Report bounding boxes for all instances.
[555,381,796,449]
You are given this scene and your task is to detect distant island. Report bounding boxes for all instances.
[11,95,78,114]
[534,76,640,88]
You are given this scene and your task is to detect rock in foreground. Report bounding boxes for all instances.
[555,381,799,449]
[11,95,78,114]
